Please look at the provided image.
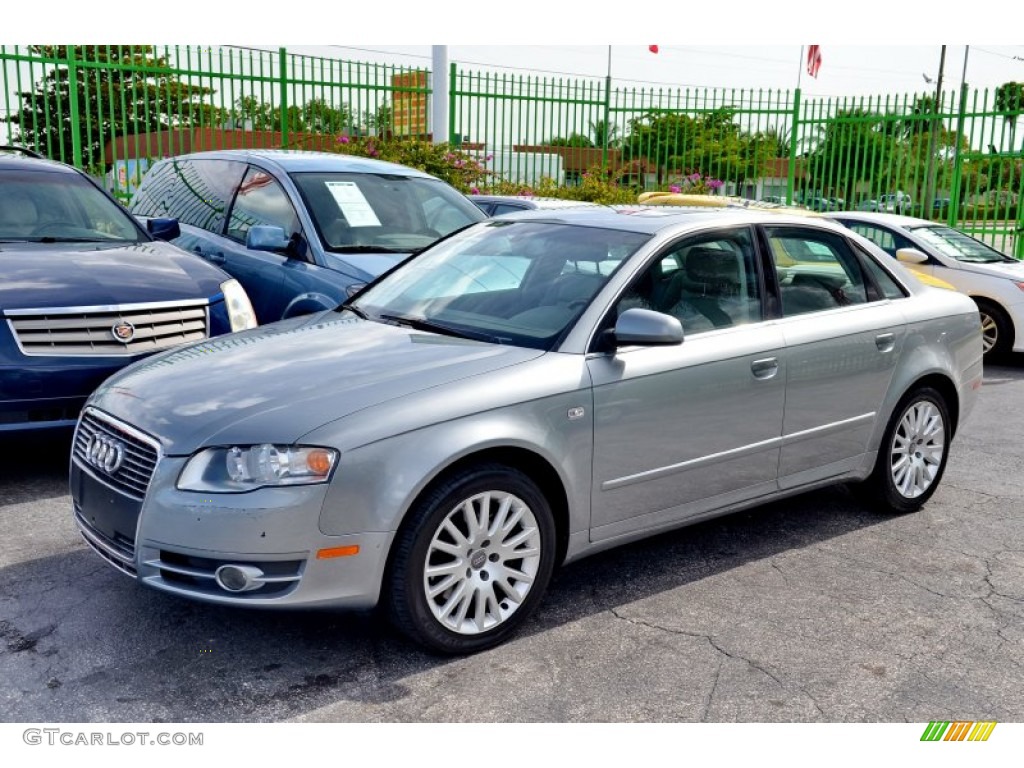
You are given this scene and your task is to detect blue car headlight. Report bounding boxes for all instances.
[178,444,337,492]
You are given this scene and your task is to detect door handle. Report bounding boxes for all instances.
[207,252,226,265]
[875,332,896,353]
[751,357,779,380]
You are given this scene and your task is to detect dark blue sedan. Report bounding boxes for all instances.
[0,147,257,432]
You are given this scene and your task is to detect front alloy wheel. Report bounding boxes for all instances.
[388,464,556,654]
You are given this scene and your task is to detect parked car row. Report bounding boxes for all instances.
[0,146,991,654]
[1,147,487,433]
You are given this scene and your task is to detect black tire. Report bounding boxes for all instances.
[857,386,951,514]
[974,299,1012,359]
[386,463,557,654]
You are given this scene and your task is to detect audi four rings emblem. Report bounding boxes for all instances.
[85,433,126,475]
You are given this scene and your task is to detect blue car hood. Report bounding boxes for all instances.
[0,241,229,310]
[322,250,410,283]
[88,311,545,454]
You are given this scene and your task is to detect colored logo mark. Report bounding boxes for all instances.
[921,721,997,741]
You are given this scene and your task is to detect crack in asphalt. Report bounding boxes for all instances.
[608,607,825,718]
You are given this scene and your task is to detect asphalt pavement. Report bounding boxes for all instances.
[1,356,1022,723]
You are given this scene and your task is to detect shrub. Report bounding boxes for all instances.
[327,135,492,193]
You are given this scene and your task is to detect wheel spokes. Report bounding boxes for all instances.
[424,489,543,635]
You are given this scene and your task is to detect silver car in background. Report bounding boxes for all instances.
[72,208,983,654]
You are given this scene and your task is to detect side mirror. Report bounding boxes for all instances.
[895,247,929,265]
[246,225,291,252]
[613,308,684,347]
[147,218,180,241]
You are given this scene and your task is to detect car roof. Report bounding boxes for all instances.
[0,150,81,174]
[489,204,852,236]
[162,149,437,179]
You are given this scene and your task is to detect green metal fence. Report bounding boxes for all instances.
[3,44,1022,255]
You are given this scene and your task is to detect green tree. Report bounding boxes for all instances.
[805,108,900,202]
[547,132,594,148]
[4,45,217,170]
[589,118,620,149]
[230,95,352,135]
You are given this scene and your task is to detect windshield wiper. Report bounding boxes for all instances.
[339,302,369,320]
[377,313,503,344]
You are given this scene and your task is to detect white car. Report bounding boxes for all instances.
[827,211,1024,357]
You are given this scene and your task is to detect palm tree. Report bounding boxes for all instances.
[994,81,1024,152]
[589,118,620,150]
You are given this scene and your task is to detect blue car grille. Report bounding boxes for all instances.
[73,410,160,501]
[5,300,209,357]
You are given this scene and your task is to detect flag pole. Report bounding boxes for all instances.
[602,45,612,171]
[796,45,804,90]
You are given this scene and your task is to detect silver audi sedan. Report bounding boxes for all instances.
[72,207,983,654]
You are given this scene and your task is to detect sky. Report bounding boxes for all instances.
[25,0,1022,100]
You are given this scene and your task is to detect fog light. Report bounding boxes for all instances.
[215,564,265,593]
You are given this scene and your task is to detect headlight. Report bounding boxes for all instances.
[178,444,337,491]
[220,279,258,332]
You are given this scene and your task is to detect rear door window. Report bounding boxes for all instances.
[131,158,245,234]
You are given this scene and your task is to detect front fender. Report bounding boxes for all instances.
[282,291,342,319]
[312,393,594,541]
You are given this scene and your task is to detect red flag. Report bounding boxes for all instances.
[648,45,659,54]
[806,45,822,78]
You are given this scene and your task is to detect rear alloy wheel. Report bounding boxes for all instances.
[975,299,1012,358]
[859,386,951,514]
[387,464,556,654]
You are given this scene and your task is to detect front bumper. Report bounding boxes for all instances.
[72,422,393,611]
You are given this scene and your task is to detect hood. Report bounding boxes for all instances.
[88,310,545,454]
[953,259,1024,280]
[0,241,230,310]
[322,251,412,283]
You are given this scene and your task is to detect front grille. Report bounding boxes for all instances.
[5,300,209,357]
[75,504,137,576]
[73,409,160,500]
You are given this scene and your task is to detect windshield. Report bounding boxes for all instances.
[0,169,143,244]
[350,220,650,350]
[910,225,1015,264]
[290,171,485,253]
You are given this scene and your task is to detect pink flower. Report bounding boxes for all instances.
[337,135,350,144]
[484,154,493,162]
[708,179,724,190]
[454,159,464,168]
[470,187,480,195]
[669,184,681,193]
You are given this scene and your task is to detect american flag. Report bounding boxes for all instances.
[806,45,822,78]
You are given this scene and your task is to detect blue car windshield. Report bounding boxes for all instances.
[0,169,142,243]
[291,171,485,254]
[351,220,650,350]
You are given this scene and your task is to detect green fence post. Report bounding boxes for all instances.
[278,47,288,146]
[786,88,801,204]
[949,81,968,228]
[449,61,459,147]
[66,47,83,168]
